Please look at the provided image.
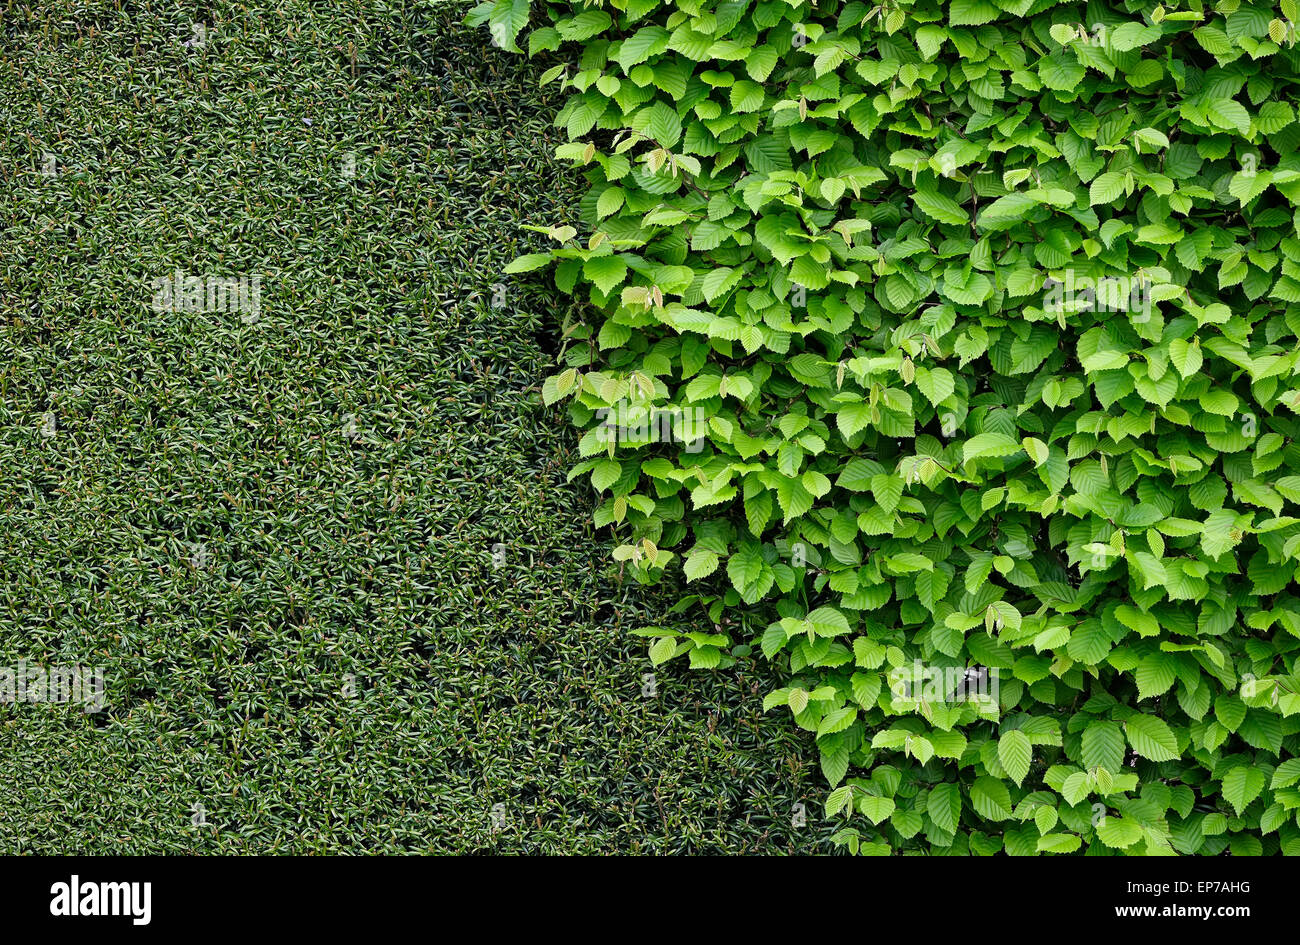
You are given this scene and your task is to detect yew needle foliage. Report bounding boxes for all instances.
[474,0,1300,855]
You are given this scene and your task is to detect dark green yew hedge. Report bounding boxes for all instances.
[473,0,1300,854]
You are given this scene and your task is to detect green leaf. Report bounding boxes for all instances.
[504,253,552,273]
[858,794,895,825]
[1271,758,1300,789]
[730,80,765,113]
[649,636,678,666]
[1135,653,1177,700]
[915,366,955,406]
[1168,338,1203,378]
[912,188,970,225]
[1124,714,1179,762]
[1089,172,1126,205]
[596,187,625,219]
[927,782,962,834]
[818,706,858,736]
[1096,816,1144,849]
[583,255,629,295]
[1221,766,1266,816]
[485,0,530,53]
[1037,833,1082,854]
[998,730,1032,787]
[1039,51,1085,91]
[977,192,1039,229]
[970,776,1012,821]
[683,548,719,581]
[1206,99,1252,137]
[807,606,851,638]
[964,432,1021,462]
[1081,722,1125,774]
[616,25,670,71]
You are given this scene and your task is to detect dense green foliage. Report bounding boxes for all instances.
[479,0,1300,854]
[0,0,820,854]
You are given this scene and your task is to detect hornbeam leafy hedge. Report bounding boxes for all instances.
[471,0,1300,855]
